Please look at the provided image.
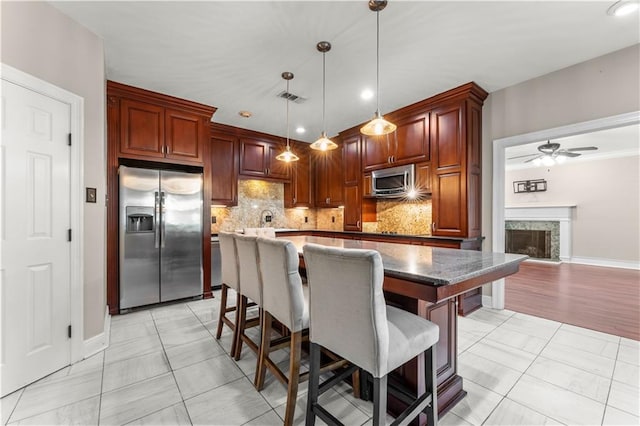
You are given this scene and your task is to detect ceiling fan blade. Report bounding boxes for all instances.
[507,153,539,160]
[556,151,581,158]
[567,146,598,151]
[524,155,543,163]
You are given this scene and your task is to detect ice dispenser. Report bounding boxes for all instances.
[126,207,154,233]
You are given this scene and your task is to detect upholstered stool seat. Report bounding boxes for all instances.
[303,243,439,426]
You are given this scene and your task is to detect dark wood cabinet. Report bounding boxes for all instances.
[165,109,205,163]
[342,132,376,231]
[430,87,484,240]
[106,81,216,315]
[239,137,291,181]
[362,112,429,172]
[415,161,432,195]
[314,146,344,208]
[210,130,238,206]
[117,92,207,165]
[284,143,312,208]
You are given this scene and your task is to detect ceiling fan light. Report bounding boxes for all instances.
[360,113,397,136]
[542,156,555,167]
[555,155,567,164]
[532,157,543,166]
[309,132,338,151]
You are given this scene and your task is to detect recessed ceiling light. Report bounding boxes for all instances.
[607,0,639,16]
[238,110,252,118]
[295,126,305,134]
[361,89,374,100]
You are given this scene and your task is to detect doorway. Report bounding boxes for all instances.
[491,111,640,309]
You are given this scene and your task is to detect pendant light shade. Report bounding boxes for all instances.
[310,41,338,151]
[360,0,396,137]
[276,71,300,162]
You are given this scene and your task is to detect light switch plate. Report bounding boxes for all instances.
[86,187,97,203]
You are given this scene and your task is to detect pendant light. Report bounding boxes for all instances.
[360,0,396,137]
[310,41,338,151]
[276,72,300,162]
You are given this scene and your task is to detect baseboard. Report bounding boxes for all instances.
[83,307,111,359]
[570,256,639,270]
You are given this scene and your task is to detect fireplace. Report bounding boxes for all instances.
[506,229,552,259]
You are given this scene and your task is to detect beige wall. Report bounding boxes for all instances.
[505,156,640,262]
[1,2,106,339]
[481,44,639,296]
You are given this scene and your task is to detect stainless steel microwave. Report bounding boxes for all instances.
[371,164,415,198]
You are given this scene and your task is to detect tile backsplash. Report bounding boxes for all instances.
[210,179,430,235]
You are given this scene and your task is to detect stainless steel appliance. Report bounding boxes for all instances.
[210,236,221,290]
[371,164,415,198]
[119,165,203,309]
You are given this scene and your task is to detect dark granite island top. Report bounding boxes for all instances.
[284,235,527,304]
[281,234,527,421]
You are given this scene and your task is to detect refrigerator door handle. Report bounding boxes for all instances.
[160,191,166,248]
[154,192,160,248]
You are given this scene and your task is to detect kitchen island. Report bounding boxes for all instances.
[283,235,526,424]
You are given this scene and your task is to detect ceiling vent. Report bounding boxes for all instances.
[277,91,306,104]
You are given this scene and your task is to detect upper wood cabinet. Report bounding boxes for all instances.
[430,84,486,238]
[109,81,214,166]
[314,145,344,208]
[284,143,312,208]
[210,130,238,206]
[239,137,291,181]
[362,112,430,171]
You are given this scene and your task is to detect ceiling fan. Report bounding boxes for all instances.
[508,141,598,165]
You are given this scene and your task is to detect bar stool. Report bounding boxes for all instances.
[215,231,241,356]
[244,227,276,238]
[302,243,440,426]
[255,237,353,426]
[233,233,263,361]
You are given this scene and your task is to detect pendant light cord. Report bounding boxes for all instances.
[376,9,380,116]
[322,51,326,134]
[286,79,290,148]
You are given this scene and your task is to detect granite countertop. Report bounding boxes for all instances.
[212,228,484,242]
[284,235,527,287]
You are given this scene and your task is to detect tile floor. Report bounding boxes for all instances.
[2,292,639,425]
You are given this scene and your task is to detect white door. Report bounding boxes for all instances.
[0,79,72,397]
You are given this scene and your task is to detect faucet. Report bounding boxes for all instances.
[260,209,274,227]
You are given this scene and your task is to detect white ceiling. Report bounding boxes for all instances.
[505,123,640,169]
[50,1,640,143]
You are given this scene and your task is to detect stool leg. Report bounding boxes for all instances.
[425,346,438,426]
[373,376,388,426]
[283,330,302,426]
[230,292,242,359]
[255,311,272,391]
[234,295,248,360]
[305,342,321,426]
[215,284,228,339]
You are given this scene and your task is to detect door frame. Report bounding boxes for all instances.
[1,63,85,364]
[491,110,640,309]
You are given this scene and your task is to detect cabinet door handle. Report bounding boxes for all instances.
[357,220,361,228]
[326,197,330,204]
[431,222,436,232]
[161,145,165,154]
[166,145,171,154]
[293,197,296,204]
[392,155,395,162]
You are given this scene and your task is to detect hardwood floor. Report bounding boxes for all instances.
[505,261,640,340]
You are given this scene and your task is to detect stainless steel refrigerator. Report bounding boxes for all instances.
[119,165,203,310]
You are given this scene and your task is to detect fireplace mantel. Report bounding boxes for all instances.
[505,205,576,262]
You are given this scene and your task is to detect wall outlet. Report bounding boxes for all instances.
[332,216,335,223]
[211,216,217,224]
[265,215,272,223]
[304,216,308,223]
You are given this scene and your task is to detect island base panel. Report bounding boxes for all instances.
[383,293,466,424]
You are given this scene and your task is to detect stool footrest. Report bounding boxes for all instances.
[311,403,344,426]
[318,365,359,396]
